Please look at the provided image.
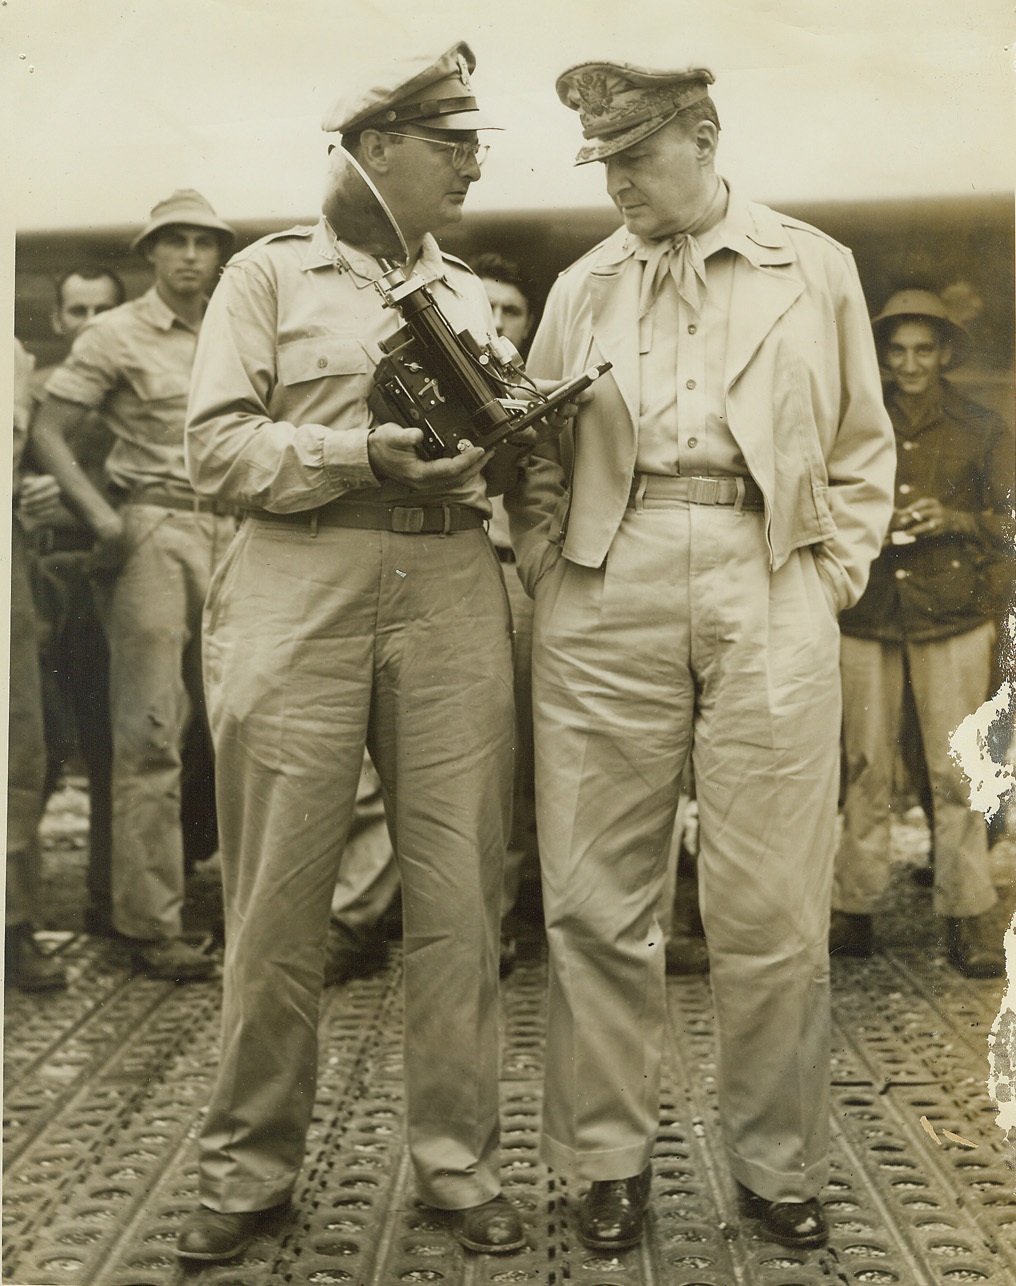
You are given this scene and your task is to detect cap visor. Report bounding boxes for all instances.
[418,109,502,130]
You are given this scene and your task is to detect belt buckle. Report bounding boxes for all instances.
[688,477,721,505]
[391,506,426,534]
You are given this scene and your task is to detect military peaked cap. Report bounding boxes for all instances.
[323,40,499,135]
[556,61,714,164]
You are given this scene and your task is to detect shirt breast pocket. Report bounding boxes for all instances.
[277,336,370,385]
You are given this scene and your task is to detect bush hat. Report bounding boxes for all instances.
[871,289,971,370]
[130,189,235,255]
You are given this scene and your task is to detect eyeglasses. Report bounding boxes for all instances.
[385,132,490,170]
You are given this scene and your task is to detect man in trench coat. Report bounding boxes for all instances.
[507,60,895,1253]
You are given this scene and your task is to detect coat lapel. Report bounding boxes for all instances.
[589,243,641,432]
[724,202,804,390]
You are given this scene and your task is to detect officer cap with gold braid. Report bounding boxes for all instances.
[323,40,500,138]
[556,61,715,165]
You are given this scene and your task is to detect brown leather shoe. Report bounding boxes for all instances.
[322,920,388,987]
[448,1195,525,1253]
[577,1163,652,1250]
[829,910,873,959]
[5,923,67,992]
[177,1203,285,1261]
[128,937,215,982]
[736,1181,828,1249]
[946,914,1005,979]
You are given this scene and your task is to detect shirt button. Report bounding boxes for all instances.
[687,437,698,448]
[894,569,908,580]
[317,357,328,368]
[898,483,912,495]
[902,440,914,450]
[687,324,697,334]
[686,379,696,390]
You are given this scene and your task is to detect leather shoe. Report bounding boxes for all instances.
[5,923,67,992]
[177,1204,283,1261]
[946,914,1005,979]
[128,936,216,982]
[323,919,388,986]
[448,1195,525,1253]
[736,1182,828,1249]
[829,910,873,959]
[577,1163,652,1250]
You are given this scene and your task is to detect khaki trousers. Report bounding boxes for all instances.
[532,501,841,1202]
[7,520,46,925]
[94,505,235,941]
[198,519,513,1213]
[834,625,997,918]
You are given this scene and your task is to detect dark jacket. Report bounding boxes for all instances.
[839,380,1014,642]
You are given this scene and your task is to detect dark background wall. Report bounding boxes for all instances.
[15,192,1014,418]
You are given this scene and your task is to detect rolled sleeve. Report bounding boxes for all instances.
[44,322,120,410]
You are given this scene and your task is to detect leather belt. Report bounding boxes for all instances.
[250,501,486,535]
[629,473,764,511]
[122,491,239,517]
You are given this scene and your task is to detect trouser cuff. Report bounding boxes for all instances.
[726,1149,829,1204]
[541,1132,654,1183]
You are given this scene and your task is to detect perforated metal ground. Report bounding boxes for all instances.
[4,801,1014,1286]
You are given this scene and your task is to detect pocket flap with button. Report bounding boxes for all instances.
[278,336,369,386]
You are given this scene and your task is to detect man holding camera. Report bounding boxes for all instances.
[178,41,573,1263]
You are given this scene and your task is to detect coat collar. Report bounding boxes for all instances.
[586,184,803,421]
[588,183,798,278]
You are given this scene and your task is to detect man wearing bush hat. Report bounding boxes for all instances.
[831,288,1012,977]
[177,39,572,1264]
[31,188,236,983]
[507,60,895,1252]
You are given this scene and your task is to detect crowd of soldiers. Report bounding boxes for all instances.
[8,37,1013,1266]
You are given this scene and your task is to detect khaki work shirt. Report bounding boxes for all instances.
[634,183,752,478]
[186,219,498,515]
[44,287,201,500]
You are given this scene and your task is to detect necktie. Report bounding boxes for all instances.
[638,233,707,319]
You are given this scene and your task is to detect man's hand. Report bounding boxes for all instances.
[367,422,490,490]
[503,378,594,454]
[17,474,63,528]
[88,511,131,576]
[893,497,973,540]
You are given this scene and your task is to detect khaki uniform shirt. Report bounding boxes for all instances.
[635,183,753,478]
[186,219,497,515]
[44,287,200,500]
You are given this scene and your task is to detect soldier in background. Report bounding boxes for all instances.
[7,338,67,991]
[27,267,123,936]
[473,253,539,974]
[830,289,1012,977]
[29,190,237,982]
